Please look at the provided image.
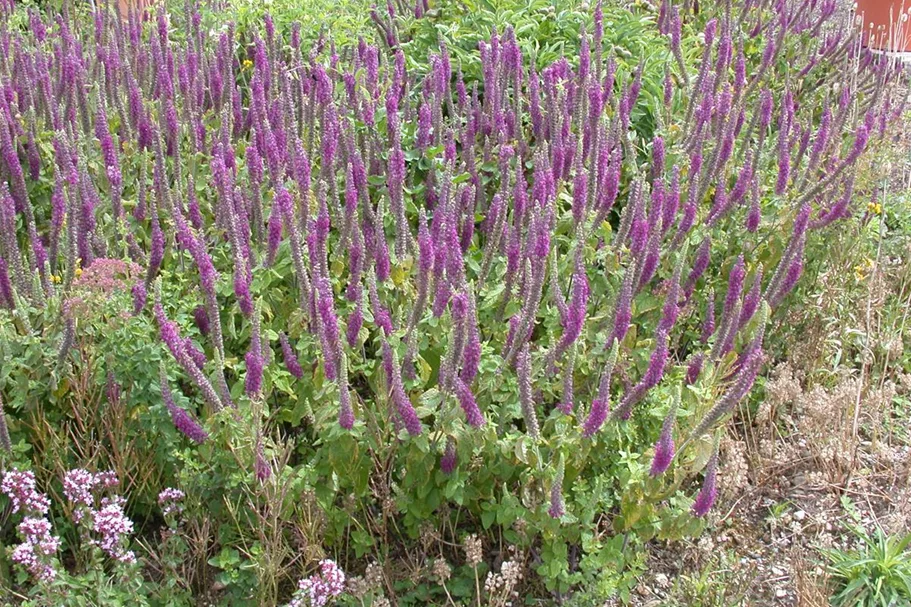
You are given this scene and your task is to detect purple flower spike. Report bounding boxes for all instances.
[685,237,711,299]
[701,290,716,343]
[279,333,304,379]
[703,19,717,48]
[739,268,764,329]
[775,91,793,195]
[454,379,485,427]
[131,282,147,316]
[165,392,209,445]
[347,299,364,348]
[193,305,210,336]
[746,183,761,232]
[339,396,355,430]
[317,279,341,381]
[650,403,677,477]
[692,449,719,517]
[608,267,634,347]
[266,192,285,266]
[441,439,457,475]
[338,352,355,430]
[162,374,209,444]
[759,90,774,130]
[245,347,264,397]
[686,353,705,385]
[582,399,608,438]
[724,256,746,317]
[255,440,271,482]
[771,252,804,307]
[382,341,422,436]
[651,136,665,181]
[245,301,266,398]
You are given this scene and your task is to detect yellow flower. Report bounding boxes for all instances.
[51,274,61,284]
[855,257,875,281]
[75,268,83,278]
[866,202,882,215]
[242,59,253,70]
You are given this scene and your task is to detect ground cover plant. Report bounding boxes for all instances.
[0,0,907,604]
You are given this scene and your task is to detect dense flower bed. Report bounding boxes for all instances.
[0,0,905,603]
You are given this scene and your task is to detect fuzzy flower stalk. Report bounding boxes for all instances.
[692,442,720,518]
[583,340,619,438]
[649,387,680,477]
[548,454,566,519]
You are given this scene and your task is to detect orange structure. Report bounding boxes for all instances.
[856,0,911,51]
[116,0,157,20]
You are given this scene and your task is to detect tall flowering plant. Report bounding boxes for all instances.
[0,0,904,597]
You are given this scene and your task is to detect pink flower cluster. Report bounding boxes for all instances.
[72,258,142,296]
[288,559,346,607]
[92,498,136,564]
[62,469,135,563]
[1,470,59,581]
[63,468,120,522]
[157,487,185,518]
[1,469,50,514]
[11,517,60,581]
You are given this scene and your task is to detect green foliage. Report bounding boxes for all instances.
[194,0,375,48]
[824,525,911,607]
[663,547,756,607]
[13,569,151,607]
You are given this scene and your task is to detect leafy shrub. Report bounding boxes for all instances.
[0,0,904,604]
[218,0,374,49]
[825,525,911,607]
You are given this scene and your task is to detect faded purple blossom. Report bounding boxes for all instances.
[548,462,565,519]
[158,488,185,518]
[245,309,265,397]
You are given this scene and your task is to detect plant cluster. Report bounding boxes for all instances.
[1,468,143,604]
[0,0,906,602]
